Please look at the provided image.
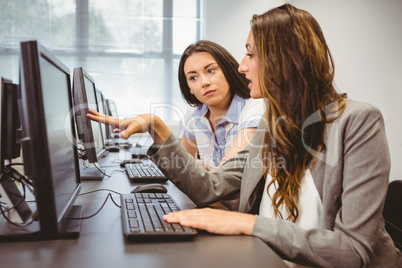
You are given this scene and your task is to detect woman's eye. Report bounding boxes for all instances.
[208,68,215,74]
[189,76,197,81]
[246,53,253,58]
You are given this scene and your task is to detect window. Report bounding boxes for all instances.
[0,0,202,121]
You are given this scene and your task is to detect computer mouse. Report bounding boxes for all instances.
[106,145,120,152]
[120,159,142,167]
[131,184,168,194]
[121,142,132,149]
[104,139,117,147]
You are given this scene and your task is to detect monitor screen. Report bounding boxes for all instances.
[18,40,81,239]
[72,68,105,163]
[0,77,21,172]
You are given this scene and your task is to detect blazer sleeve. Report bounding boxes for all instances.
[252,102,397,267]
[149,134,248,207]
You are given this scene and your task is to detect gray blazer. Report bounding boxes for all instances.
[150,99,401,267]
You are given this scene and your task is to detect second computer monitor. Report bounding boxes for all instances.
[105,98,119,139]
[72,67,106,163]
[95,89,109,142]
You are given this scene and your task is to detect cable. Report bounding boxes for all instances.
[94,163,111,178]
[98,169,125,179]
[2,164,33,186]
[81,189,121,208]
[0,204,36,227]
[80,160,112,178]
[0,178,26,213]
[78,188,122,197]
[90,164,125,178]
[0,178,36,227]
[0,167,122,223]
[0,165,37,227]
[82,159,90,168]
[109,169,126,176]
[6,163,24,166]
[67,191,121,220]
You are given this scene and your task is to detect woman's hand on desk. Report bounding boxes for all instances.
[163,208,256,235]
[86,109,171,145]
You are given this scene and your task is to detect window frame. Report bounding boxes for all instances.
[0,0,202,120]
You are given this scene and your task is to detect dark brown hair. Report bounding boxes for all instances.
[252,4,345,222]
[178,40,250,106]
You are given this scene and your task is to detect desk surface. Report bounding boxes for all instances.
[0,151,288,268]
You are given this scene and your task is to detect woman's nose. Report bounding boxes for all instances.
[238,56,248,73]
[201,76,211,88]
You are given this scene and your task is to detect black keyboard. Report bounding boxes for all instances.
[125,162,167,183]
[131,146,148,158]
[121,193,197,241]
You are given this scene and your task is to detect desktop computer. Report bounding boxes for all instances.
[0,40,82,241]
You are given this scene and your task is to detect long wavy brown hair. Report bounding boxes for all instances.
[251,4,346,222]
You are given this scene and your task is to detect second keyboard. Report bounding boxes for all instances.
[125,161,168,183]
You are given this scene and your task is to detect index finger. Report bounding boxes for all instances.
[87,109,120,128]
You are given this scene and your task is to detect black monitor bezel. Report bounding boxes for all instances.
[19,40,81,237]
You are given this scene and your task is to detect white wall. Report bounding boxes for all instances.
[204,0,402,181]
[287,0,402,182]
[203,0,285,62]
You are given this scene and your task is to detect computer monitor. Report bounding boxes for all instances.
[5,40,82,240]
[95,89,109,142]
[0,77,21,171]
[105,98,118,117]
[103,98,134,151]
[0,77,32,225]
[72,67,106,161]
[72,67,106,179]
[105,98,120,139]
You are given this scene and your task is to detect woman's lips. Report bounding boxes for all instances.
[204,90,216,96]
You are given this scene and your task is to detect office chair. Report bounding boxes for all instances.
[383,180,402,251]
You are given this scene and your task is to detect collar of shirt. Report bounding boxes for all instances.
[192,94,246,125]
[191,95,247,166]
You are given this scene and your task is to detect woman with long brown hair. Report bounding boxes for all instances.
[88,4,401,267]
[178,40,264,171]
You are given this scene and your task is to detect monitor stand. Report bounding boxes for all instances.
[79,167,105,180]
[0,205,82,242]
[78,160,105,180]
[0,175,33,223]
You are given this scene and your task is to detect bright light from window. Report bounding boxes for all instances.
[0,0,202,122]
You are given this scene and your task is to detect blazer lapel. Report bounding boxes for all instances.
[239,123,266,212]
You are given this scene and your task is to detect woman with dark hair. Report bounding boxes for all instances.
[88,4,401,267]
[178,40,263,171]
